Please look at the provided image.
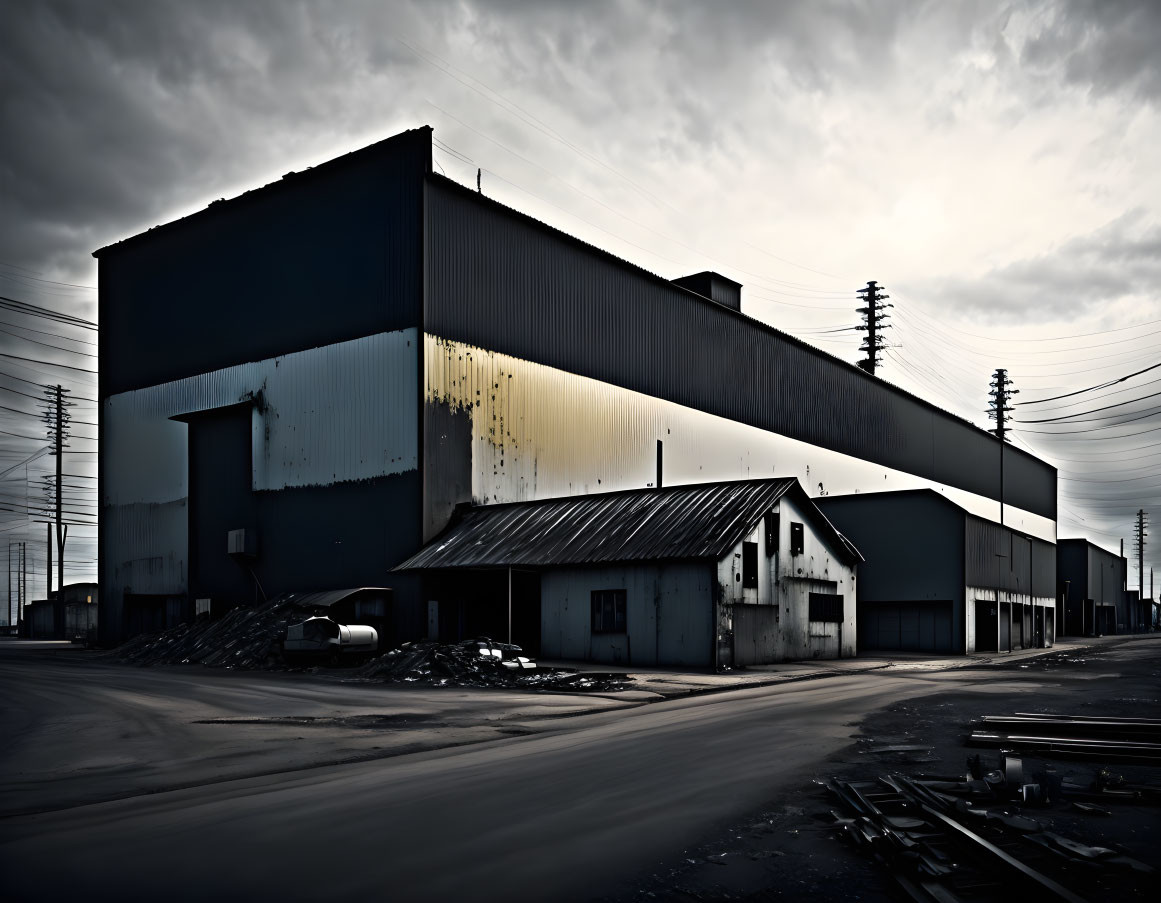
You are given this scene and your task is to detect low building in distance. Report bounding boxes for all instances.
[817,490,1055,654]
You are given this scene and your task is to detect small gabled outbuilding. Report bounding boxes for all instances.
[396,477,861,669]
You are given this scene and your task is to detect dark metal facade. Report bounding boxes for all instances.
[96,127,430,396]
[424,176,1056,521]
[1057,538,1126,605]
[96,128,432,645]
[818,490,967,652]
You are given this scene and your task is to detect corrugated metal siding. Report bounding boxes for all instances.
[423,336,1057,543]
[103,329,418,504]
[399,479,797,570]
[1030,536,1056,598]
[965,516,1052,595]
[102,500,188,598]
[99,128,428,396]
[425,177,1056,521]
[1089,544,1125,605]
[1010,534,1032,594]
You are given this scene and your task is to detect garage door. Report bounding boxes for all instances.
[859,601,954,653]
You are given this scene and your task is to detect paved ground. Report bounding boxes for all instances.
[0,636,1156,902]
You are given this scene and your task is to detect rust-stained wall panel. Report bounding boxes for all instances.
[423,335,1055,542]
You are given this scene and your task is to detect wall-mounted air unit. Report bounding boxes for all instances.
[227,528,257,558]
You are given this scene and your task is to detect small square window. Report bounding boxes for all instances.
[790,521,804,556]
[764,512,778,555]
[742,541,758,588]
[591,589,627,634]
[809,592,843,622]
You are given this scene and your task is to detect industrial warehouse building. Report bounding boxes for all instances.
[23,582,98,642]
[817,491,1055,654]
[95,125,1058,651]
[397,478,861,668]
[1056,538,1129,636]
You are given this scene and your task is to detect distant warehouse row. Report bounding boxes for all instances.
[88,126,1153,666]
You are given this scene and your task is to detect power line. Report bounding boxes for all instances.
[1016,421,1161,440]
[0,370,98,401]
[0,262,96,291]
[1015,392,1161,424]
[0,295,97,330]
[1018,375,1161,414]
[0,324,98,357]
[0,314,98,346]
[1016,361,1161,406]
[0,351,97,374]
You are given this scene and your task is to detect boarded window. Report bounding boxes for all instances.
[809,592,843,623]
[742,541,758,588]
[790,521,804,556]
[591,589,627,634]
[764,512,778,555]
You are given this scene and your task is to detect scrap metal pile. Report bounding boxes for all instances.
[354,638,634,692]
[830,712,1158,903]
[968,713,1161,764]
[109,597,300,669]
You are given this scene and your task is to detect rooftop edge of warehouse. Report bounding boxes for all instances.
[91,124,1054,488]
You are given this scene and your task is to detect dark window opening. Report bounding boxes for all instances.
[790,522,804,556]
[591,589,627,634]
[764,512,778,555]
[809,592,843,622]
[742,541,758,588]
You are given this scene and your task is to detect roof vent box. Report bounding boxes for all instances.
[672,271,742,312]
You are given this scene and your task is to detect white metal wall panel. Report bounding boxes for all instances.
[424,335,1055,542]
[103,329,419,506]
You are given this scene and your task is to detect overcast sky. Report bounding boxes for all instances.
[2,0,1160,595]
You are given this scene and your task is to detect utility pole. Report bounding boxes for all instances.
[856,281,891,376]
[1134,509,1148,628]
[988,368,1018,442]
[42,384,71,598]
[19,541,25,635]
[987,369,1017,527]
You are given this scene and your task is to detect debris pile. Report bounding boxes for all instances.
[355,638,634,692]
[109,597,300,669]
[108,612,634,692]
[830,712,1159,902]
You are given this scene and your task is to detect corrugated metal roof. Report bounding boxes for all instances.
[397,478,859,570]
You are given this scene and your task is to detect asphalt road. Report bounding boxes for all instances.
[0,639,1148,902]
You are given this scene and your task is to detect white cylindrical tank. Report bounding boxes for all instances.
[338,623,378,652]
